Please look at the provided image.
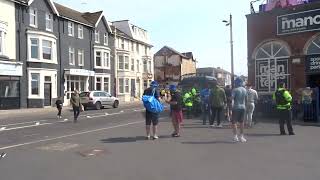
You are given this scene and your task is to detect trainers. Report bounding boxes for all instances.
[289,132,295,136]
[217,124,223,128]
[173,134,180,137]
[146,135,151,140]
[233,135,239,142]
[210,124,216,128]
[153,135,159,140]
[240,136,247,143]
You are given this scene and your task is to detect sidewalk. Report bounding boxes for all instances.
[0,101,141,116]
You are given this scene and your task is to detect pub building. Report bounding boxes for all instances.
[247,1,320,121]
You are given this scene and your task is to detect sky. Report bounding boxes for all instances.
[55,0,259,76]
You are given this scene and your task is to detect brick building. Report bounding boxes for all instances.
[247,1,320,99]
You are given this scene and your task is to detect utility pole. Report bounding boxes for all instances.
[223,14,235,88]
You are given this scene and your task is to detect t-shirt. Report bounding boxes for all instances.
[246,88,258,104]
[232,87,247,110]
[225,88,232,104]
[170,91,183,111]
[200,88,210,104]
[143,87,160,100]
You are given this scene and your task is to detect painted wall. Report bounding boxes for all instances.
[0,0,16,60]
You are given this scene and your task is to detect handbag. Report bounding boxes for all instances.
[142,88,164,113]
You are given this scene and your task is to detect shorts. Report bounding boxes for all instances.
[172,110,183,123]
[145,110,159,126]
[232,109,245,124]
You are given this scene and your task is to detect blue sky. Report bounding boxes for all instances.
[55,0,257,76]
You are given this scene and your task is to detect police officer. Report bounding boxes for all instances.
[183,90,193,119]
[273,83,295,135]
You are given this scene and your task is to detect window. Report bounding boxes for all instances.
[148,61,152,73]
[29,8,37,27]
[125,78,129,93]
[125,56,129,70]
[131,42,134,51]
[78,49,84,66]
[104,52,109,68]
[131,59,135,71]
[143,80,148,90]
[31,38,39,59]
[143,60,147,73]
[69,47,75,65]
[119,78,124,93]
[118,55,124,70]
[78,25,83,39]
[96,51,101,66]
[121,39,125,49]
[68,22,74,36]
[136,60,140,72]
[42,40,52,60]
[136,43,139,53]
[145,46,148,55]
[0,80,19,98]
[31,73,40,95]
[96,77,102,90]
[95,30,100,43]
[0,31,2,55]
[104,33,108,45]
[45,13,53,31]
[104,77,110,93]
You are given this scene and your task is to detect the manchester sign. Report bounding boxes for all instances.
[277,9,320,35]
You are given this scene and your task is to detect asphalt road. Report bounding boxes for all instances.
[0,104,320,180]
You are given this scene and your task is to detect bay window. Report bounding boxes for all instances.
[131,59,135,71]
[125,79,129,93]
[104,77,110,93]
[119,78,124,93]
[125,56,129,70]
[104,52,110,68]
[31,38,39,59]
[143,60,147,73]
[42,40,52,60]
[118,55,124,70]
[96,51,101,67]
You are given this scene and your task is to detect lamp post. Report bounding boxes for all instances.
[222,14,234,88]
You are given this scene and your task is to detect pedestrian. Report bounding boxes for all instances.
[246,83,258,127]
[209,82,226,128]
[231,78,248,142]
[70,90,81,123]
[55,97,63,119]
[224,85,233,122]
[183,90,193,119]
[143,81,161,140]
[273,83,295,135]
[200,84,211,125]
[166,85,184,137]
[191,88,201,117]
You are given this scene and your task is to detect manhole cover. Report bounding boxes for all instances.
[78,148,109,157]
[38,142,80,151]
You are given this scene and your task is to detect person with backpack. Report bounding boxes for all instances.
[165,85,184,137]
[273,83,295,135]
[209,81,227,128]
[143,81,161,140]
[200,84,211,125]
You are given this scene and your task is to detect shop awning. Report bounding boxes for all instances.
[0,60,23,76]
[65,69,95,76]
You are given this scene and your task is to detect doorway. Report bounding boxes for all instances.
[44,83,52,106]
[131,79,136,97]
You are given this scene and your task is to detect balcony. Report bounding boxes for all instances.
[250,0,316,14]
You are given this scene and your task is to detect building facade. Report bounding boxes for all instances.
[247,1,320,99]
[112,20,153,102]
[154,46,196,87]
[196,67,232,86]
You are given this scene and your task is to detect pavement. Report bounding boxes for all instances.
[0,104,320,180]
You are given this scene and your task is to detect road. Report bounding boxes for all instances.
[0,104,320,180]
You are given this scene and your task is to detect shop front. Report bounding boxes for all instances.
[63,69,95,106]
[0,60,23,109]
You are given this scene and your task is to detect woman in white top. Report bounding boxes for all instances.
[246,83,258,127]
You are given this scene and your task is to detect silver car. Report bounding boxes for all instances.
[80,91,119,110]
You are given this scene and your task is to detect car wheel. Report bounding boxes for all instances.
[84,106,87,111]
[95,102,102,110]
[113,100,119,108]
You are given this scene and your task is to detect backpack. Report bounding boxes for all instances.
[275,89,288,105]
[142,88,164,113]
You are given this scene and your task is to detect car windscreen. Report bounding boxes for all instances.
[79,92,90,97]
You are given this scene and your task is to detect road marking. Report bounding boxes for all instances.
[0,120,48,127]
[0,123,52,131]
[0,121,143,150]
[0,127,6,131]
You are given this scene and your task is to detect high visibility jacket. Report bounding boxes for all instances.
[273,88,292,110]
[183,92,193,107]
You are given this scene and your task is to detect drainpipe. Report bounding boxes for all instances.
[89,29,93,91]
[114,29,117,97]
[58,17,63,98]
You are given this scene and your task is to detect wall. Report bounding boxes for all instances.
[0,0,16,60]
[181,58,196,76]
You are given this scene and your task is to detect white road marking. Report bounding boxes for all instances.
[0,120,48,127]
[35,122,40,126]
[0,127,6,131]
[0,123,52,131]
[0,121,143,150]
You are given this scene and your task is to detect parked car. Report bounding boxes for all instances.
[79,91,119,110]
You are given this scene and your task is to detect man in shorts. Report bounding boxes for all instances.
[166,85,184,137]
[143,81,161,140]
[231,78,248,142]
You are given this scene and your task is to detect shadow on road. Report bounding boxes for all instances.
[246,133,281,137]
[181,141,235,145]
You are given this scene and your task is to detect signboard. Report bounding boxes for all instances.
[67,69,95,76]
[277,9,320,35]
[256,59,289,92]
[305,54,320,73]
[0,61,23,76]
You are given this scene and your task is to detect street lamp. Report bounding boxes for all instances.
[222,14,234,88]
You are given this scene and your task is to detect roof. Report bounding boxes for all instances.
[82,11,103,26]
[182,52,193,59]
[111,25,153,47]
[54,2,93,26]
[155,46,189,58]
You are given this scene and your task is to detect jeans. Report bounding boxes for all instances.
[210,107,223,125]
[186,106,192,119]
[73,106,80,121]
[202,104,210,125]
[57,107,62,116]
[246,103,255,126]
[278,109,294,134]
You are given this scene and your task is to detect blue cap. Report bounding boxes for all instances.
[169,85,177,91]
[234,78,244,87]
[150,81,159,87]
